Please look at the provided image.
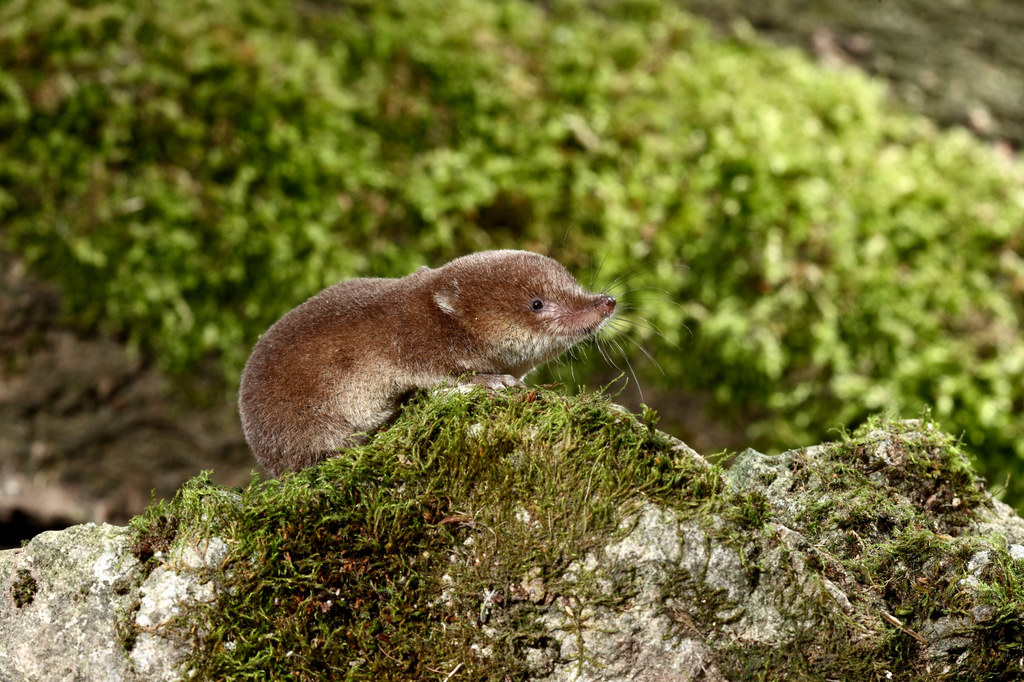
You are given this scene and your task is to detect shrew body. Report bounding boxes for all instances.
[239,250,616,474]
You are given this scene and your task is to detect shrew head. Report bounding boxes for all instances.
[433,250,615,376]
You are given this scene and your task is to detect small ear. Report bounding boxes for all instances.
[433,278,459,315]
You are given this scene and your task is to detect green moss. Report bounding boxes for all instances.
[5,0,1024,505]
[10,568,38,608]
[725,490,772,530]
[787,415,985,547]
[123,400,1022,678]
[129,509,179,570]
[717,415,1023,680]
[720,628,904,682]
[128,387,723,679]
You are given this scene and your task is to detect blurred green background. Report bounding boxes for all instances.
[2,0,1023,506]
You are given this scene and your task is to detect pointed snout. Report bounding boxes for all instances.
[597,294,616,316]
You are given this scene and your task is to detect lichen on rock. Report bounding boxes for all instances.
[0,523,142,680]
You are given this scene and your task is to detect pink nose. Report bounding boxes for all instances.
[597,295,616,315]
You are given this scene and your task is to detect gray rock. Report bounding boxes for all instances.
[0,524,230,681]
[0,524,140,681]
[2,414,1021,680]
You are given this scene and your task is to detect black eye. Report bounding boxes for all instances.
[530,298,544,311]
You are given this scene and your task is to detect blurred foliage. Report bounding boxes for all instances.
[2,0,1024,502]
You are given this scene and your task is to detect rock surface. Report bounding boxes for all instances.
[0,524,141,680]
[2,404,1022,680]
[0,523,234,682]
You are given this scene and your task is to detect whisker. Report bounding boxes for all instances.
[605,335,644,402]
[607,286,680,301]
[599,261,660,292]
[605,314,674,342]
[590,250,610,292]
[617,333,665,375]
[600,260,690,297]
[612,322,679,350]
[608,314,668,336]
[615,297,687,311]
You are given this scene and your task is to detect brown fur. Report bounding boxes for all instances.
[238,250,616,475]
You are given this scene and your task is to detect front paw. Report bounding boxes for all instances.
[458,373,525,391]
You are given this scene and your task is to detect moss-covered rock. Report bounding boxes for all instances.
[2,390,1022,679]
